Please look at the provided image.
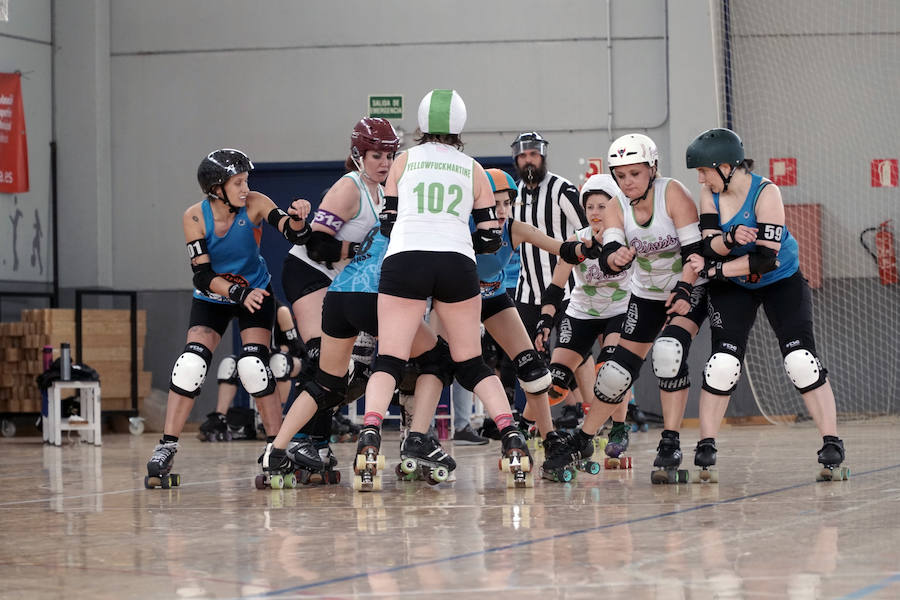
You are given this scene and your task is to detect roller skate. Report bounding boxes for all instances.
[330,412,359,443]
[816,436,850,482]
[651,430,690,484]
[627,399,650,432]
[499,426,534,488]
[519,417,542,451]
[692,438,718,483]
[255,444,298,490]
[197,411,231,442]
[144,441,181,489]
[540,430,577,482]
[296,437,340,485]
[604,422,633,470]
[285,434,326,483]
[352,425,385,492]
[396,431,456,485]
[570,429,602,474]
[553,404,583,433]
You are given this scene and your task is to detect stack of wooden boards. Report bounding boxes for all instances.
[0,309,152,414]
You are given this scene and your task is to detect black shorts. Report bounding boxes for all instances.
[555,313,625,358]
[482,293,516,321]
[620,285,708,344]
[321,291,378,339]
[707,271,817,360]
[282,254,332,303]
[188,287,276,337]
[379,251,479,303]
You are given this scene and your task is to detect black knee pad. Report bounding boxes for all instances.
[513,349,552,394]
[306,369,348,411]
[453,356,495,392]
[371,354,407,387]
[653,325,693,392]
[412,336,454,387]
[548,362,574,402]
[398,361,418,396]
[237,343,276,398]
[599,345,616,362]
[170,342,213,398]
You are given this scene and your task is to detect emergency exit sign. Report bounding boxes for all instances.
[368,95,403,119]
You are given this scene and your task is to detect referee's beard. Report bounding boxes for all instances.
[518,162,547,187]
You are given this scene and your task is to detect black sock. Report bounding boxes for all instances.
[162,434,178,444]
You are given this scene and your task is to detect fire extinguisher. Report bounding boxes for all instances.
[860,220,898,285]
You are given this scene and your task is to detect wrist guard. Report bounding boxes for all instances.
[670,281,693,305]
[534,313,555,338]
[228,284,251,305]
[699,257,727,281]
[581,235,604,260]
[472,227,503,254]
[540,283,565,313]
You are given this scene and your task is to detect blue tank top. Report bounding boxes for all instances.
[329,226,387,294]
[713,172,799,289]
[503,248,521,291]
[194,199,271,304]
[473,218,515,299]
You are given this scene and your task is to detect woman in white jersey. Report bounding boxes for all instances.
[534,174,634,479]
[279,117,398,467]
[559,134,708,484]
[354,89,536,488]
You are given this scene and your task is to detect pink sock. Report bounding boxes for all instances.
[364,412,384,427]
[494,413,514,431]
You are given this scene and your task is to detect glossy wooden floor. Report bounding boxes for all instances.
[1,421,898,600]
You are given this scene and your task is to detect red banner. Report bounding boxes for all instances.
[0,72,29,193]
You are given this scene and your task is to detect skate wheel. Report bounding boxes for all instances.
[270,474,284,490]
[352,476,363,491]
[605,457,619,470]
[330,434,340,444]
[623,457,633,469]
[128,419,145,436]
[400,458,417,475]
[223,431,232,442]
[587,461,601,475]
[505,473,516,488]
[355,454,367,473]
[376,455,386,470]
[677,469,690,483]
[170,473,181,487]
[500,457,510,472]
[432,466,449,483]
[841,466,851,480]
[144,476,155,489]
[160,476,171,490]
[329,470,341,484]
[372,475,383,491]
[254,474,266,489]
[651,470,668,485]
[559,468,573,482]
[284,473,297,489]
[395,464,404,479]
[640,424,649,432]
[520,456,531,472]
[524,472,535,488]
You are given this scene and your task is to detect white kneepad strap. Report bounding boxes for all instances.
[593,360,632,403]
[170,342,212,398]
[652,336,684,378]
[237,344,276,397]
[269,351,293,381]
[703,352,742,394]
[783,349,826,393]
[216,355,238,384]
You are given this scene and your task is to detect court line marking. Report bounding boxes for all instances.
[0,477,248,507]
[835,572,900,599]
[239,462,900,599]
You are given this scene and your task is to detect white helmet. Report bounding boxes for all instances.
[580,174,622,206]
[608,134,658,169]
[417,89,467,135]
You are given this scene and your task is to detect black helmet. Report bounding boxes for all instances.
[685,128,744,169]
[197,149,254,198]
[511,131,549,160]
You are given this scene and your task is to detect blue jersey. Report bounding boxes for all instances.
[193,199,270,304]
[713,172,799,289]
[329,226,387,294]
[503,247,521,291]
[473,218,515,299]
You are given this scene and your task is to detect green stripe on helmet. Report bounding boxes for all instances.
[428,89,453,134]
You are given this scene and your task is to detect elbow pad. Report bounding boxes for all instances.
[599,241,630,275]
[268,207,311,245]
[559,241,583,265]
[748,246,778,275]
[702,234,730,259]
[472,206,498,224]
[306,230,343,263]
[472,228,503,254]
[191,263,216,293]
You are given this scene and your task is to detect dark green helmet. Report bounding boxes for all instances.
[685,128,744,169]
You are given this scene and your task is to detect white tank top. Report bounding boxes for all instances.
[289,171,382,278]
[623,177,683,301]
[386,143,475,261]
[566,225,631,319]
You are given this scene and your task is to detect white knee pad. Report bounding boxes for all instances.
[237,344,275,397]
[170,342,211,398]
[593,360,632,403]
[514,349,552,394]
[216,355,238,384]
[783,349,825,392]
[703,353,742,394]
[652,336,684,379]
[269,351,293,381]
[519,372,553,394]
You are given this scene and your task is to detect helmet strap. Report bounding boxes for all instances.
[627,166,657,206]
[217,187,238,214]
[716,165,735,192]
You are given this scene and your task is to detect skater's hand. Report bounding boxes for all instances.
[534,312,554,353]
[609,245,636,271]
[726,224,757,247]
[241,287,270,313]
[665,281,693,316]
[288,198,311,221]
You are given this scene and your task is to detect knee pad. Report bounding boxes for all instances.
[703,347,743,395]
[599,345,616,361]
[594,347,643,404]
[783,348,827,393]
[454,356,495,392]
[306,369,348,411]
[514,349,552,393]
[412,336,454,387]
[237,344,276,397]
[371,354,407,387]
[652,326,693,392]
[170,342,212,398]
[216,354,238,385]
[548,363,574,406]
[269,351,294,381]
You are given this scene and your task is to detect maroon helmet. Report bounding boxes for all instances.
[350,118,400,160]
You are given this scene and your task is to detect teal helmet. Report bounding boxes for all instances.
[485,168,517,202]
[685,128,745,191]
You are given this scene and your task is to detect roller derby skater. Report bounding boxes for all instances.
[651,430,690,484]
[397,431,457,485]
[145,148,311,489]
[197,411,231,442]
[604,421,633,470]
[692,437,718,483]
[685,127,848,483]
[145,441,181,489]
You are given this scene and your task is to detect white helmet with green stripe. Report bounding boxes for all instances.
[417,89,467,135]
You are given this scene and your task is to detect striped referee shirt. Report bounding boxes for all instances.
[514,171,588,305]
